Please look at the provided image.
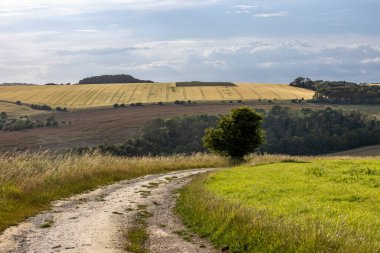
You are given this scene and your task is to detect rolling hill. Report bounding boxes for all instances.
[0,83,314,109]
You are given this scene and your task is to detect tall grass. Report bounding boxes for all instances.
[176,159,380,252]
[0,152,228,232]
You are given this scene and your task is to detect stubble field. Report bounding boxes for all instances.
[0,83,314,109]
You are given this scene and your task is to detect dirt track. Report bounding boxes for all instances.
[0,169,218,253]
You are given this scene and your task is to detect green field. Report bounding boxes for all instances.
[177,159,380,252]
[0,83,314,109]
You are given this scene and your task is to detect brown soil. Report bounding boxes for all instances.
[0,102,327,153]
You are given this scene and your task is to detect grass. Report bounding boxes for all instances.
[0,83,314,109]
[0,152,229,233]
[176,159,380,252]
[124,205,151,253]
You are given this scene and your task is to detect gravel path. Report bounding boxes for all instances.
[0,169,218,253]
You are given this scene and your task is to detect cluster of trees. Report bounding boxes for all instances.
[96,115,219,156]
[79,106,380,156]
[261,106,380,155]
[30,104,52,111]
[78,74,153,84]
[290,77,380,104]
[176,82,236,87]
[0,113,58,131]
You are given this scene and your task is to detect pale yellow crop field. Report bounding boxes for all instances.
[0,101,49,117]
[0,83,314,109]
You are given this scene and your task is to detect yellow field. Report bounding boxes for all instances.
[0,101,49,117]
[0,83,314,109]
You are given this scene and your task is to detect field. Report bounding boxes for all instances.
[0,83,314,109]
[177,159,380,252]
[0,102,332,153]
[329,145,380,156]
[0,101,48,117]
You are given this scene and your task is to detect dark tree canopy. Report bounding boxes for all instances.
[78,74,154,84]
[202,107,265,159]
[290,77,380,104]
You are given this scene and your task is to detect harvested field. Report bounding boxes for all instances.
[0,102,327,153]
[0,83,314,109]
[329,145,380,156]
[0,101,48,117]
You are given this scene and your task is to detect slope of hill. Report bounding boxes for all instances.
[0,101,49,117]
[329,145,380,156]
[0,83,314,109]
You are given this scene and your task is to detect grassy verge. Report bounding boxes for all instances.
[124,205,151,253]
[0,152,229,233]
[176,159,380,252]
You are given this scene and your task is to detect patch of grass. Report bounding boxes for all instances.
[173,229,193,242]
[125,206,151,253]
[0,152,229,233]
[40,219,54,228]
[176,159,380,252]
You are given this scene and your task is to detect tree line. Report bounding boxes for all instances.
[72,106,380,156]
[78,74,154,84]
[0,112,58,131]
[290,77,380,104]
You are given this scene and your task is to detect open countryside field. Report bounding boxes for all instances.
[177,159,380,252]
[0,83,314,109]
[330,145,380,156]
[0,102,335,153]
[0,101,49,117]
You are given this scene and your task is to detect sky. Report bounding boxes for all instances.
[0,0,379,84]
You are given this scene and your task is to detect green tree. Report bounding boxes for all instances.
[203,107,265,160]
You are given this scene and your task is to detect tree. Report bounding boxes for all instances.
[203,107,265,160]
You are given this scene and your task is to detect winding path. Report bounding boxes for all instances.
[0,169,218,253]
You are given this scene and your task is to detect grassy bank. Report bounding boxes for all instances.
[0,152,228,232]
[176,159,380,252]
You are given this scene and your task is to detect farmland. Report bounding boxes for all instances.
[0,101,48,117]
[177,159,380,252]
[329,145,380,156]
[0,102,333,153]
[0,83,314,109]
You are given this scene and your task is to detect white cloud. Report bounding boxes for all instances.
[234,5,257,10]
[255,11,288,18]
[75,29,100,33]
[361,57,380,64]
[0,0,220,17]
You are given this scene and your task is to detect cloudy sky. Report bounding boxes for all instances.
[0,0,379,84]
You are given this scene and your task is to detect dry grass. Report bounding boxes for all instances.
[0,83,314,109]
[0,152,229,232]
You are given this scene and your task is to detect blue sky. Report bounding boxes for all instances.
[0,0,379,83]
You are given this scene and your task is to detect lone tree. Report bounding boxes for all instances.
[203,107,264,160]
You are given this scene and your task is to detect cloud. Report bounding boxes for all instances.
[361,57,380,64]
[0,0,220,17]
[75,29,100,33]
[314,8,356,17]
[234,5,257,10]
[255,11,289,18]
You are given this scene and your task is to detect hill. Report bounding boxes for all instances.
[0,83,314,109]
[78,74,153,84]
[329,145,380,156]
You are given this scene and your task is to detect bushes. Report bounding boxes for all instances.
[0,115,58,131]
[30,104,52,111]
